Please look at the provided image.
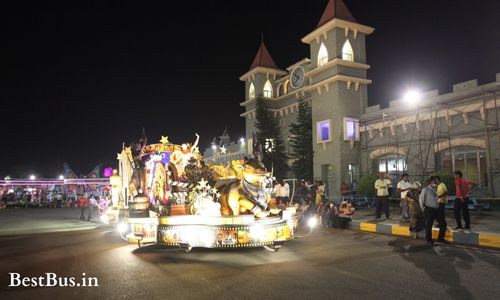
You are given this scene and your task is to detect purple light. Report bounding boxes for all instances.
[346,120,355,140]
[0,178,110,186]
[103,167,113,177]
[320,122,330,141]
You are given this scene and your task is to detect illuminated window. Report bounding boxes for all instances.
[248,82,255,99]
[343,117,359,141]
[318,43,329,66]
[342,40,354,61]
[316,119,332,143]
[284,79,289,94]
[263,80,273,98]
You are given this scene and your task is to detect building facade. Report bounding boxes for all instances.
[240,0,500,197]
[203,129,246,165]
[360,77,500,196]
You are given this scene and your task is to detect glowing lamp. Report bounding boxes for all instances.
[117,223,128,234]
[100,214,109,224]
[307,217,317,228]
[103,167,113,177]
[58,175,64,180]
[29,175,36,180]
[403,90,421,104]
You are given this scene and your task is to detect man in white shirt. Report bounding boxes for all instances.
[374,172,392,219]
[275,180,290,205]
[397,173,411,221]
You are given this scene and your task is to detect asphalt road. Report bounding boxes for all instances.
[1,211,500,300]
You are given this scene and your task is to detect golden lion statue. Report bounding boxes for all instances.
[215,158,280,219]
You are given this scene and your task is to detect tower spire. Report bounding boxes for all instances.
[249,37,279,71]
[317,0,357,28]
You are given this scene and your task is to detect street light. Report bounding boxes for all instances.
[403,90,422,104]
[29,175,36,180]
[58,175,64,180]
[240,137,245,144]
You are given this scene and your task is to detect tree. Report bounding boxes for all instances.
[289,100,313,181]
[357,174,378,198]
[254,98,288,179]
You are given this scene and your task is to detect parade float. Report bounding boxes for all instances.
[109,133,297,252]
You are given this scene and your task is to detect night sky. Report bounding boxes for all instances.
[3,0,500,178]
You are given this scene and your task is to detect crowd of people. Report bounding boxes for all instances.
[273,179,356,230]
[0,189,110,222]
[375,170,473,246]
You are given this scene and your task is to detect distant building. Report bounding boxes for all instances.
[240,0,500,197]
[203,128,246,165]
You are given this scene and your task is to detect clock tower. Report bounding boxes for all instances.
[240,0,373,197]
[302,0,373,196]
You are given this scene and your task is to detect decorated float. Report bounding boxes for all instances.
[110,132,297,252]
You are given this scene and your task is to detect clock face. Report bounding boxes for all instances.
[290,66,305,89]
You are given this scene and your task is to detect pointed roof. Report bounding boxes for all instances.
[249,42,279,70]
[317,0,357,28]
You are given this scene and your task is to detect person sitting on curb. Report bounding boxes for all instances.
[419,176,447,246]
[324,201,338,228]
[337,200,355,229]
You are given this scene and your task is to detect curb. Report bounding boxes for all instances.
[350,220,500,250]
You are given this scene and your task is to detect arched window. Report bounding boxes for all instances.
[248,82,255,99]
[263,80,273,98]
[284,79,289,94]
[437,146,487,186]
[377,154,407,173]
[277,83,284,97]
[318,43,329,66]
[342,40,354,61]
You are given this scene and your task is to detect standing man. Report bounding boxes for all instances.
[453,170,471,230]
[296,180,308,205]
[282,180,290,205]
[275,179,290,206]
[397,173,411,221]
[374,172,392,219]
[419,176,447,245]
[78,195,88,221]
[435,176,448,230]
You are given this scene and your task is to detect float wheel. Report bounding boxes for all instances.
[263,245,281,252]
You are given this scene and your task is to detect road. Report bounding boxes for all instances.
[1,209,500,300]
